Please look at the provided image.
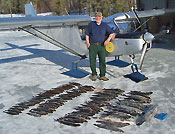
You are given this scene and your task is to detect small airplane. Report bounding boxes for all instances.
[0,2,172,82]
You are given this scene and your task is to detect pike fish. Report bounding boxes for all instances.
[57,116,87,124]
[129,91,153,97]
[27,112,41,117]
[124,94,151,103]
[107,105,140,116]
[58,119,80,127]
[96,120,130,127]
[94,122,124,133]
[116,99,148,111]
[101,111,133,120]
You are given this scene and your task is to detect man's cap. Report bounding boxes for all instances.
[95,12,102,17]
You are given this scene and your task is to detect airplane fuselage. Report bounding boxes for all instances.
[106,31,154,56]
[0,12,154,63]
[108,38,144,56]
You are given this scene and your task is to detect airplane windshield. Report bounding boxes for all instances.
[115,20,138,33]
[106,22,120,33]
[105,19,138,34]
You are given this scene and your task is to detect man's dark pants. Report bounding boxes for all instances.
[89,43,106,77]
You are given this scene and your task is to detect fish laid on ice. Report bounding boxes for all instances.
[4,82,83,115]
[57,119,81,127]
[124,94,151,103]
[116,99,147,111]
[117,104,143,115]
[94,123,124,133]
[97,116,135,125]
[96,120,130,127]
[107,104,141,116]
[128,91,153,97]
[57,116,87,124]
[94,119,127,133]
[101,111,133,120]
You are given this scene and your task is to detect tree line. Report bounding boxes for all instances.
[0,0,136,17]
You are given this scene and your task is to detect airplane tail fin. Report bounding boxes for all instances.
[25,2,37,17]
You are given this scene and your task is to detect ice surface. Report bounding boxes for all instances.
[0,30,175,134]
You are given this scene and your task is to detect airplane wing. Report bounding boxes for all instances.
[0,2,91,31]
[0,14,91,57]
[103,8,175,22]
[0,3,91,58]
[0,15,91,31]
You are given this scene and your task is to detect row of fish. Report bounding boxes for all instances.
[55,88,124,127]
[27,85,95,117]
[4,82,82,115]
[94,91,156,132]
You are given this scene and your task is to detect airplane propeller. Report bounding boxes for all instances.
[131,7,154,70]
[139,32,154,70]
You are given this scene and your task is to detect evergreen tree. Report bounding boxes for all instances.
[0,0,133,16]
[36,0,52,13]
[0,0,10,13]
[51,0,68,15]
[97,0,113,17]
[80,0,113,17]
[113,0,130,13]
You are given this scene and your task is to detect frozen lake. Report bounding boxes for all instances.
[0,31,175,134]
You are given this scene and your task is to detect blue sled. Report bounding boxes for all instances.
[107,56,148,83]
[124,71,148,83]
[124,62,148,83]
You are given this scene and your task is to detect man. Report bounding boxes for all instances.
[85,12,115,81]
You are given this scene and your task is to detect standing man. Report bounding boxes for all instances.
[85,12,115,81]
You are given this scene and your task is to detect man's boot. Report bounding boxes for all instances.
[91,75,97,81]
[100,76,109,81]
